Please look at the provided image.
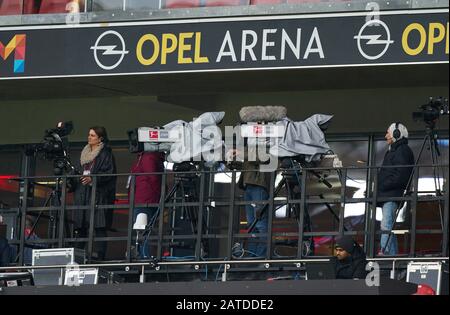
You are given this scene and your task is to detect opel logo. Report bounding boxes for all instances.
[354,19,394,60]
[91,30,129,70]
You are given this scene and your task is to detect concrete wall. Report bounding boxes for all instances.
[0,96,201,144]
[1,85,447,145]
[214,86,450,134]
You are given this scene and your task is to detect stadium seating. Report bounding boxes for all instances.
[250,0,284,4]
[163,0,201,9]
[163,0,249,9]
[205,0,249,7]
[38,0,71,14]
[0,0,23,15]
[287,0,321,4]
[1,0,350,16]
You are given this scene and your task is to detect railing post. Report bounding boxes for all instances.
[127,175,135,263]
[195,171,206,260]
[226,171,236,260]
[364,135,375,254]
[156,172,168,260]
[442,166,449,257]
[206,171,215,238]
[18,178,29,266]
[339,168,347,236]
[409,166,419,257]
[297,170,307,259]
[58,177,67,248]
[265,171,275,260]
[87,176,97,263]
[369,171,378,258]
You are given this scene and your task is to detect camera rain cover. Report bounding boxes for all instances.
[165,112,225,162]
[270,114,333,162]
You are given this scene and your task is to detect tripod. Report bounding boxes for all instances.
[14,178,70,263]
[381,124,446,255]
[141,162,209,258]
[31,180,61,240]
[246,158,342,257]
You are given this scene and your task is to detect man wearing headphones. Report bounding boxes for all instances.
[377,122,414,255]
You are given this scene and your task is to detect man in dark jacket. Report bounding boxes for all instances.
[334,235,367,279]
[377,122,415,255]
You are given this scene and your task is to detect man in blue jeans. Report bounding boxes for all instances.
[234,155,272,258]
[244,184,270,257]
[377,122,414,255]
[380,201,399,255]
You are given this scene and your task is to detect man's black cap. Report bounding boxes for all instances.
[335,235,356,254]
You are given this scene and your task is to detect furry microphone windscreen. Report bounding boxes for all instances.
[239,106,287,122]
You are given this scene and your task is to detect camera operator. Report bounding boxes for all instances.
[128,151,164,258]
[229,148,272,258]
[377,122,414,256]
[72,126,117,261]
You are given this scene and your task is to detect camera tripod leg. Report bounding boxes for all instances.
[141,181,180,258]
[246,171,315,256]
[318,194,347,232]
[14,186,59,263]
[181,180,209,257]
[247,176,286,233]
[142,178,210,258]
[429,135,445,231]
[290,187,314,256]
[281,163,317,256]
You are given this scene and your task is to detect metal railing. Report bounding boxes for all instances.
[0,163,448,270]
[1,256,448,283]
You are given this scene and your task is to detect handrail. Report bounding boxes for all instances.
[3,163,449,181]
[0,256,447,272]
[0,258,331,271]
[0,163,448,267]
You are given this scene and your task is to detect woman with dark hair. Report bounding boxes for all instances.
[72,126,116,261]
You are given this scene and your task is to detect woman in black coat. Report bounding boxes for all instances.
[72,126,116,260]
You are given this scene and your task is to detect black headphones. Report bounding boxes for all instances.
[393,122,401,140]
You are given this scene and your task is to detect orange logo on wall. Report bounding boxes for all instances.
[0,34,26,73]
